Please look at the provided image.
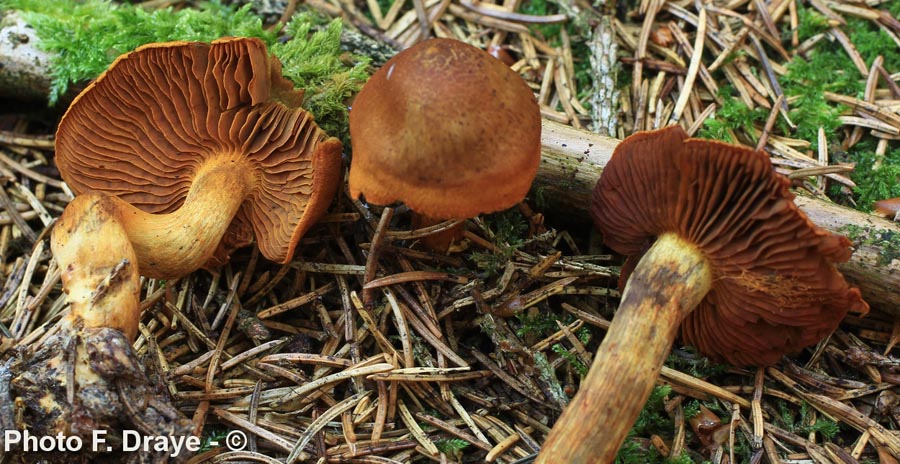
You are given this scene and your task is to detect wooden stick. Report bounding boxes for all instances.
[536,119,900,312]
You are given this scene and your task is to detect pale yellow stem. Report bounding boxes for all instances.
[52,194,141,340]
[105,158,255,280]
[50,158,255,340]
[537,232,712,463]
[410,212,465,252]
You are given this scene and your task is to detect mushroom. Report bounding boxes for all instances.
[5,37,342,452]
[54,37,343,280]
[348,38,541,250]
[874,197,900,220]
[537,126,869,463]
[12,193,194,450]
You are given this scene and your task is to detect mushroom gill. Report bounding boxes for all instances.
[55,37,342,278]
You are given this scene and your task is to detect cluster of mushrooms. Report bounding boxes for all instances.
[351,39,867,463]
[16,34,868,462]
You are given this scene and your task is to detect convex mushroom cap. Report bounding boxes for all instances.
[55,37,343,279]
[592,125,868,366]
[348,38,541,219]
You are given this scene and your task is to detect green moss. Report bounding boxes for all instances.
[665,351,729,378]
[2,0,367,141]
[696,87,768,143]
[681,400,701,421]
[3,0,275,102]
[515,311,563,338]
[572,39,594,103]
[781,56,851,148]
[890,1,900,19]
[613,385,714,463]
[484,208,529,246]
[272,13,369,144]
[434,437,470,454]
[779,6,900,209]
[666,453,699,464]
[846,144,900,211]
[841,223,900,266]
[518,0,562,39]
[849,17,900,72]
[777,13,900,151]
[469,209,529,276]
[551,343,588,376]
[694,4,900,212]
[777,400,842,441]
[615,440,663,464]
[793,7,830,40]
[199,427,229,452]
[629,385,673,437]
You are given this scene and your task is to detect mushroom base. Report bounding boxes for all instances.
[537,232,711,463]
[4,326,193,463]
[52,194,142,340]
[410,212,466,253]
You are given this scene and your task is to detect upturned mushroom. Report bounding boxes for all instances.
[54,37,343,280]
[537,126,869,463]
[13,193,193,445]
[4,37,342,454]
[348,38,541,250]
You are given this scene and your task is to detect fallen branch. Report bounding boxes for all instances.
[536,119,900,313]
[0,12,53,100]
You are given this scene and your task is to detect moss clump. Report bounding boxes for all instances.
[845,143,900,211]
[469,209,529,277]
[780,6,900,208]
[1,0,368,141]
[841,224,900,266]
[551,343,588,376]
[434,437,470,454]
[695,2,900,210]
[697,86,768,143]
[2,0,275,102]
[776,400,842,441]
[272,13,369,144]
[629,385,673,438]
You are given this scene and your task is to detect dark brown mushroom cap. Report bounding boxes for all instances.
[348,38,541,219]
[55,37,342,263]
[591,126,869,366]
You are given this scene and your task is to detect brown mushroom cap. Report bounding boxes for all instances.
[874,197,900,218]
[348,38,541,219]
[591,125,868,366]
[55,37,342,264]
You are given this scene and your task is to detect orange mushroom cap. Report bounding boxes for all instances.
[874,197,900,218]
[591,126,869,366]
[348,38,541,219]
[55,37,342,265]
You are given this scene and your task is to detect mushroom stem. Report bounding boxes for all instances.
[51,194,141,340]
[536,232,712,463]
[51,158,253,338]
[410,212,465,252]
[102,159,255,280]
